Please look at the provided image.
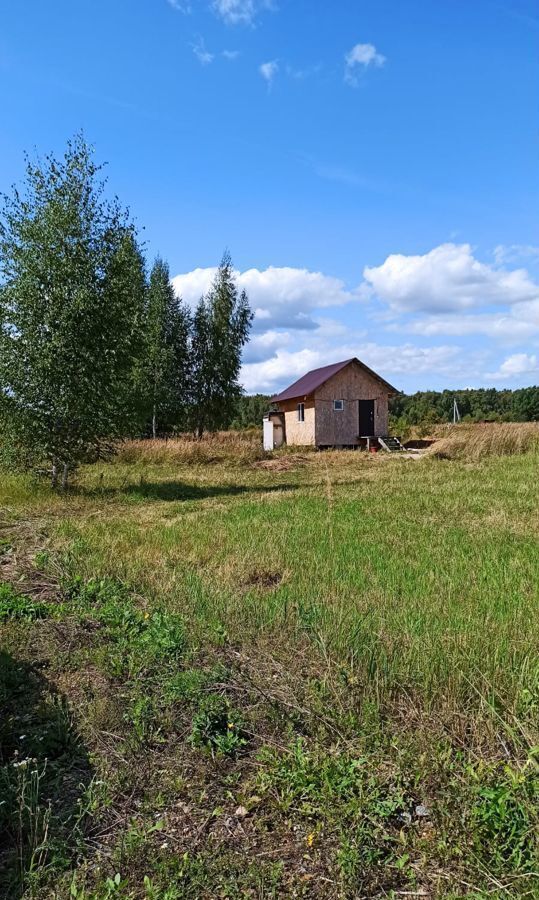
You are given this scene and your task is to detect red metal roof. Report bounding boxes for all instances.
[270,357,398,403]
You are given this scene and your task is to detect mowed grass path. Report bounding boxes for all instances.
[4,448,539,721]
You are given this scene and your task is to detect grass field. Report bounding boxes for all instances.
[1,428,539,898]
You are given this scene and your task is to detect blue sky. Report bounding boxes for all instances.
[1,0,538,394]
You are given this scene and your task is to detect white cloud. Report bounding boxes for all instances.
[243,329,293,364]
[171,264,359,332]
[285,63,323,80]
[191,38,214,65]
[170,248,539,394]
[487,353,539,380]
[242,348,325,392]
[172,266,218,306]
[241,341,464,394]
[239,266,357,312]
[493,244,539,266]
[167,0,191,12]
[512,297,539,327]
[259,60,278,87]
[213,0,272,24]
[345,43,386,85]
[403,313,536,342]
[213,0,254,23]
[222,49,240,60]
[364,243,539,314]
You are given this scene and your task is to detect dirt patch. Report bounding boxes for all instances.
[243,570,283,589]
[404,439,435,449]
[0,519,60,601]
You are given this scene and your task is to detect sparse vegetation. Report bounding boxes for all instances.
[2,426,539,896]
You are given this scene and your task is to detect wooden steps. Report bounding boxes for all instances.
[378,436,405,452]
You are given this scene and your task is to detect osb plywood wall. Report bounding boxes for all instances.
[315,365,389,444]
[278,398,316,445]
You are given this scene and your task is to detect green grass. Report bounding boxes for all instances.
[2,439,539,897]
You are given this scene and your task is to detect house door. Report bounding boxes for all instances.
[359,399,375,435]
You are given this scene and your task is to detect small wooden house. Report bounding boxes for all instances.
[264,357,398,450]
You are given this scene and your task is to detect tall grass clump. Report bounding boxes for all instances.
[428,422,539,460]
[115,430,264,467]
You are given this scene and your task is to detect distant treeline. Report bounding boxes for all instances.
[390,387,539,427]
[232,387,539,431]
[230,394,272,429]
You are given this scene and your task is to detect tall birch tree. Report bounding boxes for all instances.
[0,135,146,487]
[190,252,253,437]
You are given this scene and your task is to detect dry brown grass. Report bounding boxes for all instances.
[115,430,265,467]
[427,421,539,460]
[253,454,311,472]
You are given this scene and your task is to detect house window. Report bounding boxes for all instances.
[297,403,305,422]
[333,399,344,411]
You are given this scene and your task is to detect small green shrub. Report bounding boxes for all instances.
[470,759,539,876]
[65,577,186,679]
[33,549,51,569]
[65,575,129,611]
[163,664,229,705]
[127,696,158,743]
[189,694,247,756]
[0,583,48,621]
[163,669,212,704]
[103,608,185,679]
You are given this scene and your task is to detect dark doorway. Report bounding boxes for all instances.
[359,399,375,434]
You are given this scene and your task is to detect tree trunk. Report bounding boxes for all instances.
[61,463,69,492]
[152,405,157,440]
[51,461,58,489]
[196,424,204,440]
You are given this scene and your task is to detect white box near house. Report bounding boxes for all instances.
[263,411,285,451]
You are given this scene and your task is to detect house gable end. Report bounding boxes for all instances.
[271,358,398,405]
[313,359,396,401]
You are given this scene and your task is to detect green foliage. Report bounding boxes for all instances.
[0,583,48,621]
[127,695,158,743]
[470,759,539,875]
[0,134,147,486]
[66,576,186,679]
[163,668,214,703]
[230,393,271,429]
[102,608,184,679]
[65,574,130,610]
[0,136,256,475]
[189,693,247,756]
[190,252,253,437]
[142,258,191,437]
[390,386,539,428]
[257,739,412,889]
[258,739,407,823]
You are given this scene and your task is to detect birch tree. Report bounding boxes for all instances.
[144,258,191,437]
[190,252,252,437]
[0,135,146,487]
